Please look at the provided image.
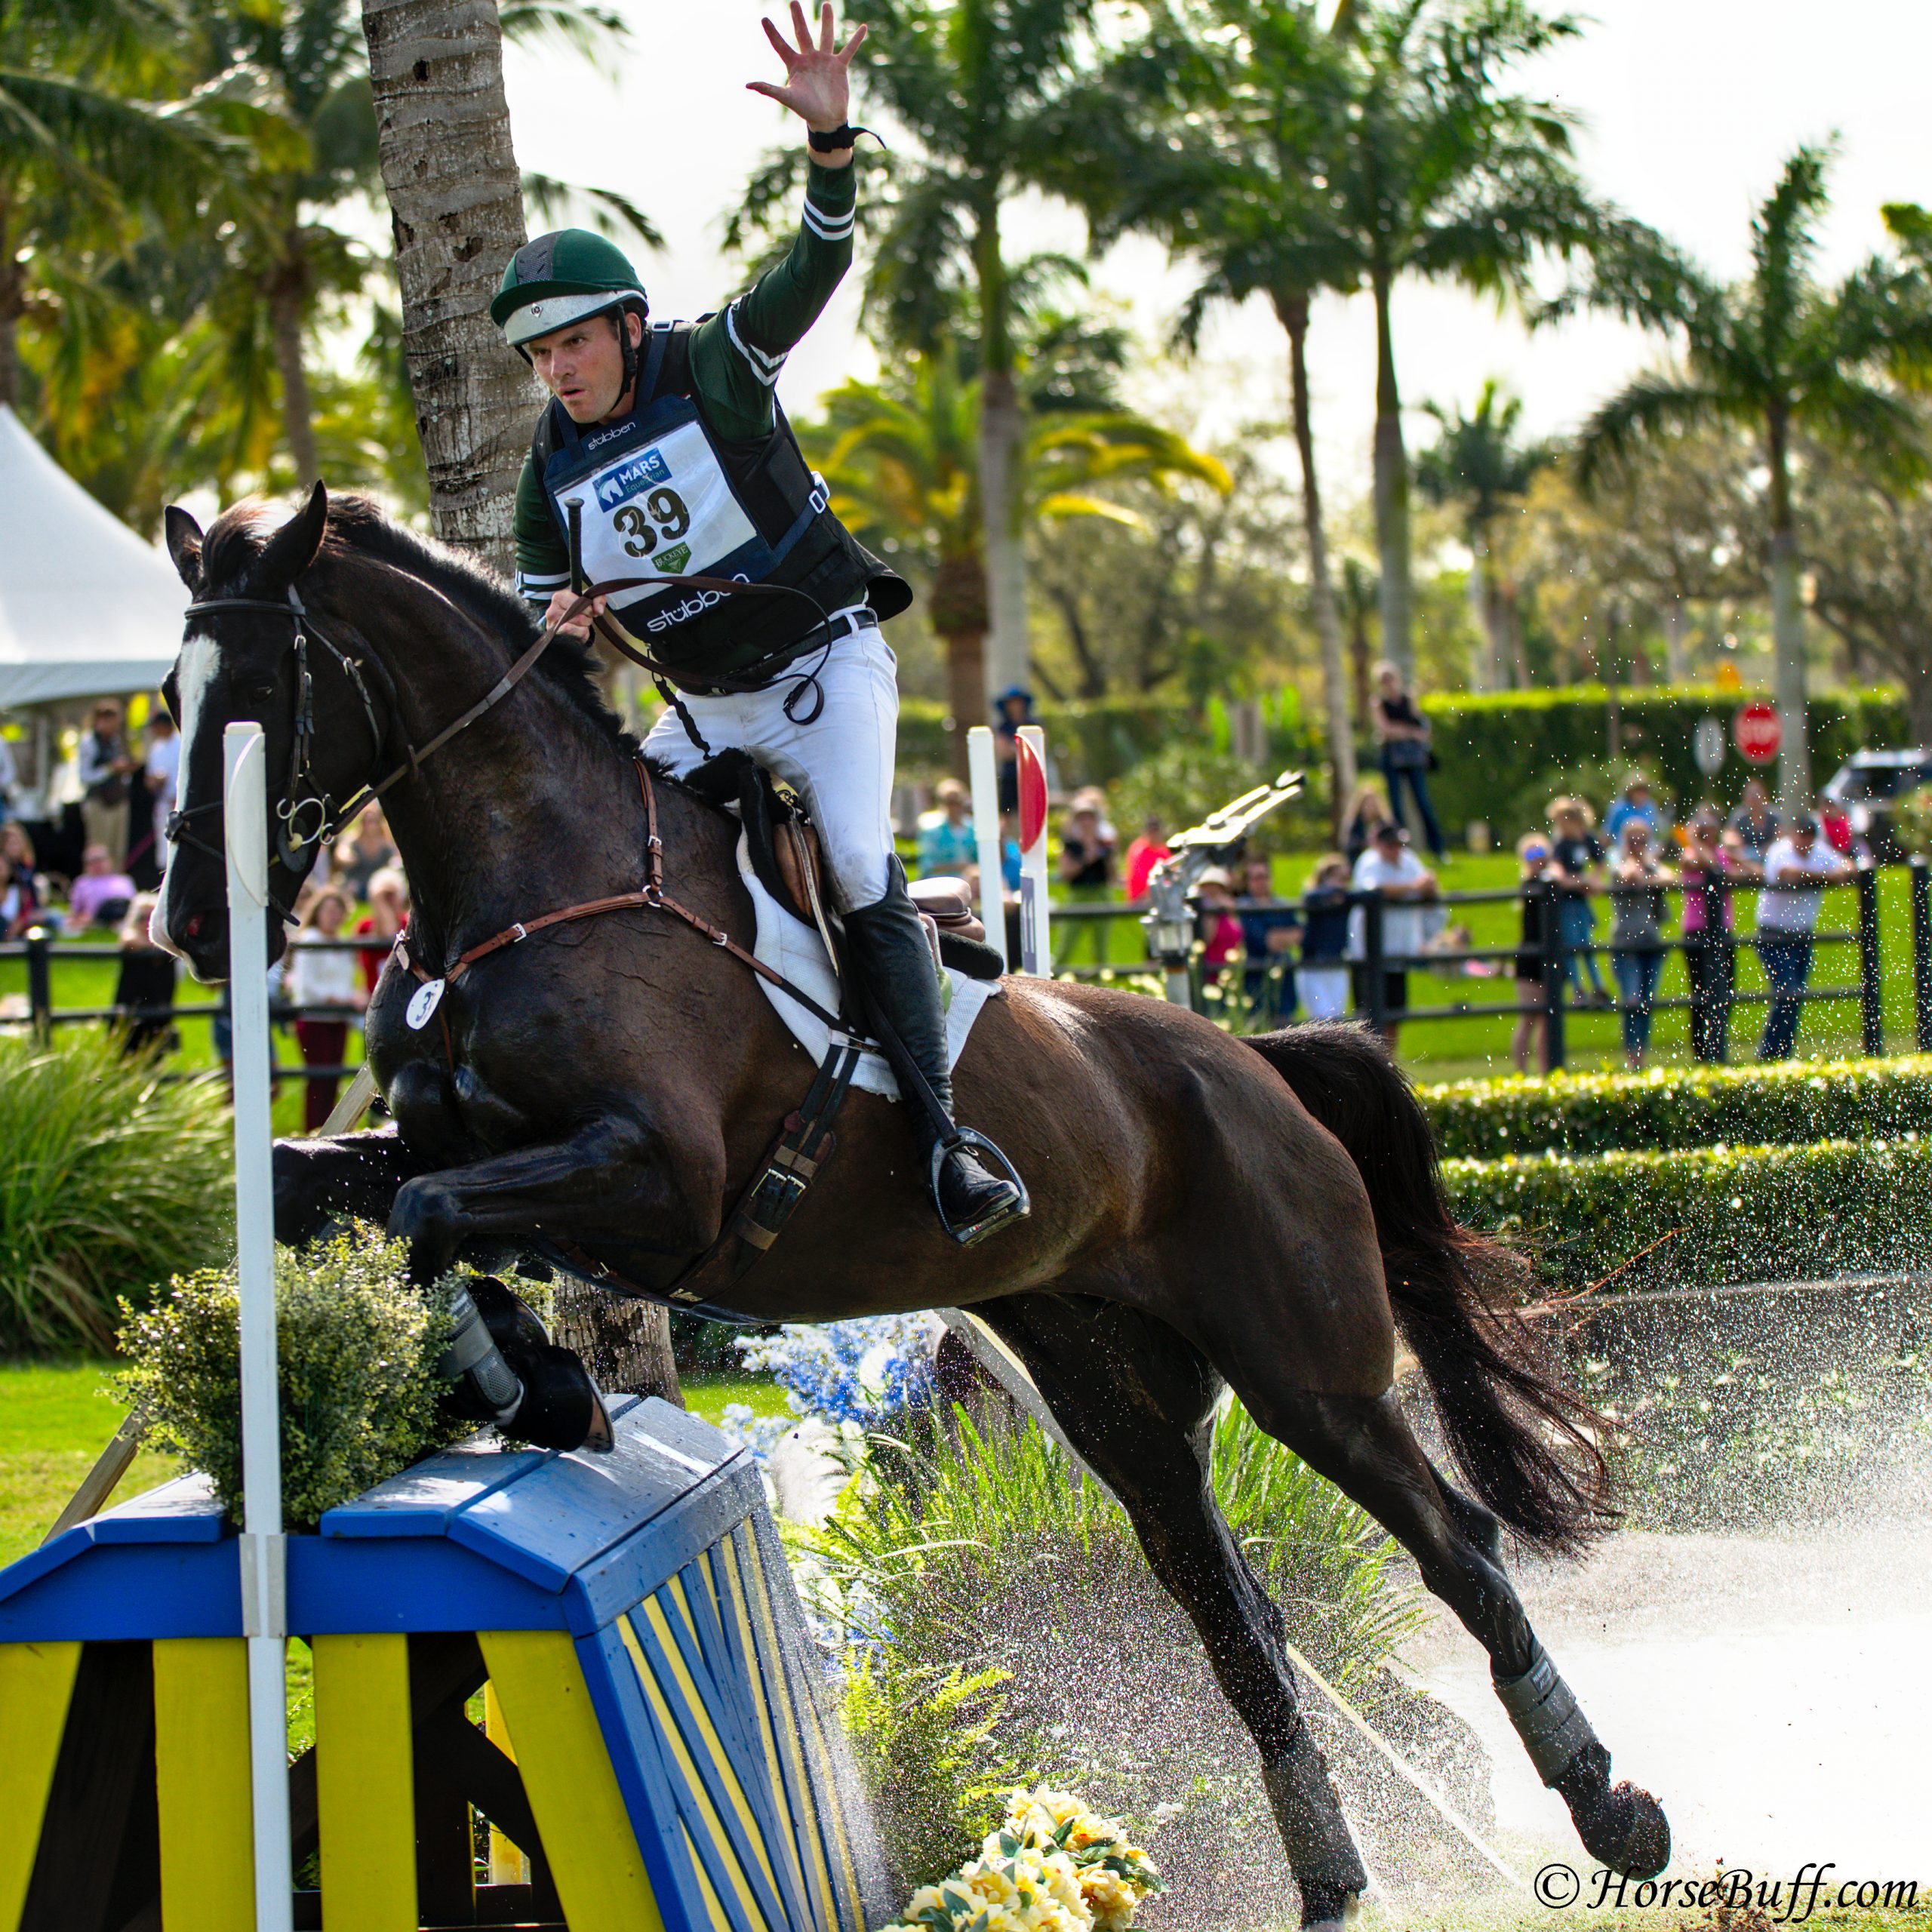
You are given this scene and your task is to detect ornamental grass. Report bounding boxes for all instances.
[0,1031,233,1353]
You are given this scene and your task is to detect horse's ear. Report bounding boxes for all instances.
[164,506,204,591]
[253,480,329,598]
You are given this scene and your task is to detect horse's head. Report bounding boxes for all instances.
[155,481,386,982]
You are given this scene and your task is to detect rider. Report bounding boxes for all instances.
[490,3,1026,1247]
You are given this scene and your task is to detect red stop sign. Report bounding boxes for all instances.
[1734,703,1782,765]
[1017,737,1049,851]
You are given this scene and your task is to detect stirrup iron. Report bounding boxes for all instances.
[930,1128,1031,1247]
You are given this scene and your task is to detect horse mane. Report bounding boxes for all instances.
[199,494,637,755]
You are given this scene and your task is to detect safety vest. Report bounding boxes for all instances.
[533,323,907,684]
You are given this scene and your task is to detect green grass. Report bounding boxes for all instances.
[0,1360,786,1567]
[0,1359,180,1565]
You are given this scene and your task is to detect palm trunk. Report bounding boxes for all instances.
[1465,534,1492,692]
[979,371,1027,701]
[359,0,677,1402]
[1766,408,1811,812]
[1278,292,1355,831]
[361,0,540,579]
[1370,270,1414,681]
[0,192,22,413]
[1662,598,1689,683]
[268,246,321,487]
[974,203,1029,700]
[942,628,986,778]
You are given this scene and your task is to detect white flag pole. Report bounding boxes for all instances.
[965,727,1008,971]
[224,721,293,1932]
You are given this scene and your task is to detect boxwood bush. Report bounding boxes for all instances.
[1420,1056,1932,1160]
[113,1227,468,1528]
[1445,1136,1932,1294]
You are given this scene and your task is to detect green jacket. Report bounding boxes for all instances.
[512,159,857,611]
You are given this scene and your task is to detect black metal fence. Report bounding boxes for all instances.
[11,863,1932,1084]
[0,933,372,1088]
[1045,856,1932,1070]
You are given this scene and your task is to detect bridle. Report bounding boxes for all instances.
[165,578,583,917]
[165,565,840,916]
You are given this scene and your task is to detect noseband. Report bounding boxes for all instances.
[167,579,583,915]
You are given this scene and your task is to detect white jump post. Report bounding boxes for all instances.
[964,725,1008,971]
[224,721,294,1932]
[1016,724,1051,976]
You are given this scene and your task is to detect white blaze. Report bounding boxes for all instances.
[151,632,218,958]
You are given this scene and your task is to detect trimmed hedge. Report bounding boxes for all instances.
[1418,684,1906,842]
[1420,1056,1932,1160]
[1444,1137,1932,1294]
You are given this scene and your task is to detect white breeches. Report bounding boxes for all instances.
[642,616,900,912]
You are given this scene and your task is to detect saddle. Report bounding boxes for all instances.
[684,751,1001,979]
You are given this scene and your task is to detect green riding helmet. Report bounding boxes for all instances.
[491,228,648,352]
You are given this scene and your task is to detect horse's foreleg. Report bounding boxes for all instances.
[273,1125,427,1246]
[979,1292,1369,1931]
[386,1112,718,1287]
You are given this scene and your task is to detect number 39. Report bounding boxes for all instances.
[613,488,691,559]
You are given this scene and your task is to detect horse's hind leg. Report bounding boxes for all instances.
[1232,1377,1670,1878]
[979,1293,1368,1930]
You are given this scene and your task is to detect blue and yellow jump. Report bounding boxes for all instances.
[0,1396,888,1932]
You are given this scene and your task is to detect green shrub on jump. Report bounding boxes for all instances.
[1420,1054,1932,1159]
[0,1031,233,1353]
[112,1226,469,1527]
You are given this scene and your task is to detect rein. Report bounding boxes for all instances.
[168,568,835,890]
[174,561,869,1315]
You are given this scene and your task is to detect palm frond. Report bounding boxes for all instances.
[497,0,629,57]
[1575,374,1740,494]
[521,174,663,251]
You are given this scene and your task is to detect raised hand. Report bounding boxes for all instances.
[746,2,867,134]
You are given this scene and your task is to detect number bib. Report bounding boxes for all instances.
[563,407,758,611]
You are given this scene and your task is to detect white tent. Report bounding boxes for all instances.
[0,404,185,709]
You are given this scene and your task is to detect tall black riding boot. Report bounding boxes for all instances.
[843,864,1029,1246]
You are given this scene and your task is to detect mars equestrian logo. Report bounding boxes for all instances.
[594,447,672,511]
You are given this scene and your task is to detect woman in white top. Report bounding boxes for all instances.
[285,885,365,1130]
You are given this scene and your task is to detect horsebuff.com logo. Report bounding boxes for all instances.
[593,446,672,511]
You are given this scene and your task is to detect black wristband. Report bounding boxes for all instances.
[808,122,875,153]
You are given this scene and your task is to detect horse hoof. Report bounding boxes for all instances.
[1579,1779,1670,1878]
[1299,1882,1361,1930]
[512,1344,614,1454]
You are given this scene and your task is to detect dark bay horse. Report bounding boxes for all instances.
[154,485,1669,1924]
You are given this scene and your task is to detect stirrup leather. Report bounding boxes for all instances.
[930,1128,1031,1247]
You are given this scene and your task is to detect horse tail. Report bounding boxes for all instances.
[1244,1020,1611,1555]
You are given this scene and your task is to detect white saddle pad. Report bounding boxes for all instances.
[736,832,1001,1100]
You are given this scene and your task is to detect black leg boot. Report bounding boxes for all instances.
[843,863,1029,1246]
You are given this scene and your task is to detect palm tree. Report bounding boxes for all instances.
[730,0,1102,700]
[0,0,226,410]
[1063,0,1361,826]
[1319,0,1608,684]
[805,346,1229,768]
[1573,146,1932,809]
[1415,380,1547,690]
